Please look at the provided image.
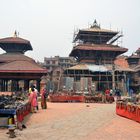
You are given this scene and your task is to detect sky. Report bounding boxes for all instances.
[0,0,140,62]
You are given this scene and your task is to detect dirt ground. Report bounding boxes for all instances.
[0,102,140,140]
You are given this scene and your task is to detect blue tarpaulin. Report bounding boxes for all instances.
[0,109,16,115]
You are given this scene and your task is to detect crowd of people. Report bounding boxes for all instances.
[104,88,121,102]
[28,85,48,113]
[105,88,140,104]
[27,85,140,112]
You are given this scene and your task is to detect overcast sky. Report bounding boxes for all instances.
[0,0,140,62]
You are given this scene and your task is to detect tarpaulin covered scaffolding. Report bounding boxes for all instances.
[86,65,108,72]
[63,63,133,92]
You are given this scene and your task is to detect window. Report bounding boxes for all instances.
[46,61,50,64]
[52,60,56,64]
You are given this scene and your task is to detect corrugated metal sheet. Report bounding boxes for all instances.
[67,64,88,70]
[67,63,133,72]
[86,64,108,72]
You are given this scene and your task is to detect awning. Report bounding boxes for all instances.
[67,64,133,72]
[86,64,108,72]
[67,64,110,72]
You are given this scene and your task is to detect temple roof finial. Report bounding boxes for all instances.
[91,19,100,29]
[94,19,97,24]
[14,30,18,38]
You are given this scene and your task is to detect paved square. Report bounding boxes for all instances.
[0,102,140,140]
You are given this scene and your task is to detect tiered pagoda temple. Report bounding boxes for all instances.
[0,33,47,92]
[70,20,127,64]
[64,20,131,93]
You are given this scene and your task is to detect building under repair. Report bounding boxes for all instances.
[60,20,133,94]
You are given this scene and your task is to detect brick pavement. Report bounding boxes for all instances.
[0,102,140,140]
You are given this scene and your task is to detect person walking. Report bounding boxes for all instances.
[29,87,38,113]
[41,87,48,109]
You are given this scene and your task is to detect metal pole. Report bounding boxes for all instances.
[112,64,115,90]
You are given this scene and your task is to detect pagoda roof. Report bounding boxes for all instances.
[67,63,133,72]
[127,54,140,59]
[0,36,33,53]
[0,37,30,44]
[136,48,140,53]
[74,20,119,44]
[81,20,118,33]
[0,53,34,63]
[0,60,47,73]
[74,29,118,44]
[70,44,128,56]
[81,27,118,34]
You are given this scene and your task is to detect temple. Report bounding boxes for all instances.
[70,20,126,64]
[0,32,47,92]
[64,20,132,93]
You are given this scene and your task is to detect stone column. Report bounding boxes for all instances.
[1,80,4,91]
[36,79,41,92]
[5,80,8,91]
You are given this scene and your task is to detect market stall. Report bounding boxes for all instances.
[49,93,114,103]
[0,94,31,127]
[49,94,84,102]
[116,99,140,123]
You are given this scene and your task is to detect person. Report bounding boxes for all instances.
[29,87,38,113]
[129,89,134,97]
[105,89,110,102]
[41,87,48,109]
[110,89,113,96]
[115,88,121,101]
[33,86,39,110]
[131,91,137,104]
[101,92,106,103]
[137,92,140,103]
[105,89,110,96]
[28,85,34,98]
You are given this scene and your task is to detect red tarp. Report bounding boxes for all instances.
[116,102,140,123]
[49,95,84,102]
[16,102,31,122]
